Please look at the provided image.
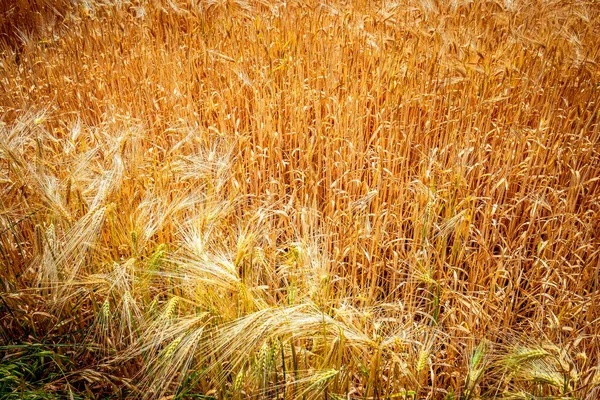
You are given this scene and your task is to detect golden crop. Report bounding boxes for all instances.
[0,0,599,398]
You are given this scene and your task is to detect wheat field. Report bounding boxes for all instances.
[0,0,599,399]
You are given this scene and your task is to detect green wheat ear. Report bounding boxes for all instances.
[148,243,167,270]
[163,334,183,359]
[470,341,487,369]
[463,340,489,400]
[102,298,111,319]
[233,367,245,392]
[163,296,179,320]
[502,347,551,370]
[416,348,429,373]
[297,368,339,398]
